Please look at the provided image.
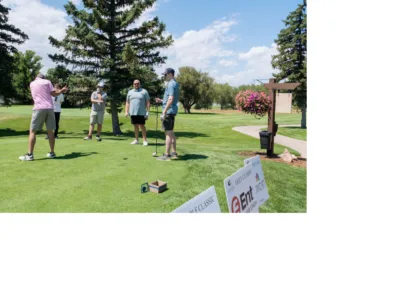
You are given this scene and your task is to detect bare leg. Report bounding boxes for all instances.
[47,130,55,153]
[88,124,94,137]
[28,130,36,154]
[165,131,174,155]
[170,131,177,153]
[139,124,147,141]
[97,124,102,136]
[134,124,139,140]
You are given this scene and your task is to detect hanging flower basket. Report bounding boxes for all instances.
[235,90,272,119]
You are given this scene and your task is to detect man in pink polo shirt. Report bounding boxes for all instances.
[19,73,68,161]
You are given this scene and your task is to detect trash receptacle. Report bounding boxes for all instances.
[259,131,271,150]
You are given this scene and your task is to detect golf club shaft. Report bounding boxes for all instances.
[155,104,158,153]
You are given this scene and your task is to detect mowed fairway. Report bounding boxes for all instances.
[0,106,306,212]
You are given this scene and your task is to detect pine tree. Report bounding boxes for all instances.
[271,0,307,128]
[48,0,173,134]
[0,0,28,105]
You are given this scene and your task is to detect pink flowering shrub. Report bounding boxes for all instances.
[235,90,271,119]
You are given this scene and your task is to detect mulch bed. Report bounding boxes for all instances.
[238,151,307,168]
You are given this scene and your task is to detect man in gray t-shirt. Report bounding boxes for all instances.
[125,79,150,146]
[84,81,107,142]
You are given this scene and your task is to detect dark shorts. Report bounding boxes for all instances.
[162,114,176,131]
[131,115,145,125]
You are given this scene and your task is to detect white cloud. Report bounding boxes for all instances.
[4,0,70,73]
[219,59,237,67]
[215,44,279,86]
[70,0,81,6]
[157,18,238,73]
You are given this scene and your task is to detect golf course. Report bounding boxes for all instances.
[0,106,307,213]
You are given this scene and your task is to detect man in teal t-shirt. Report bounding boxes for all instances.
[125,79,150,146]
[155,68,180,161]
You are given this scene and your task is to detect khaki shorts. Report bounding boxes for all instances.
[90,110,105,125]
[30,109,56,132]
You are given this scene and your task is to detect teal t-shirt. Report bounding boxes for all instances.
[126,88,150,116]
[163,79,180,115]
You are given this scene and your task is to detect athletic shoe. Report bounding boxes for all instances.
[19,153,34,161]
[130,139,139,145]
[47,152,56,158]
[156,153,171,161]
[84,136,92,140]
[96,135,102,142]
[143,141,148,146]
[171,152,178,159]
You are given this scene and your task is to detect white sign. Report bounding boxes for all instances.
[172,186,221,213]
[224,163,259,213]
[244,155,269,207]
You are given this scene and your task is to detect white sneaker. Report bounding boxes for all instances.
[47,152,56,159]
[143,141,148,146]
[19,153,34,161]
[130,139,139,145]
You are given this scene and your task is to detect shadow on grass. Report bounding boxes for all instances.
[84,130,209,139]
[0,129,76,138]
[0,128,29,137]
[175,154,208,161]
[35,152,98,161]
[182,112,217,116]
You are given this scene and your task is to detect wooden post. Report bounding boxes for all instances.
[264,78,300,157]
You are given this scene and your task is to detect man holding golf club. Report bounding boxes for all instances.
[125,79,150,146]
[155,68,180,161]
[19,73,68,161]
[84,81,107,142]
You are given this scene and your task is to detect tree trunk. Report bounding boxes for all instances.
[110,100,122,135]
[301,107,307,128]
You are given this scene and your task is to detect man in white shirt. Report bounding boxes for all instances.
[45,83,64,139]
[54,83,64,139]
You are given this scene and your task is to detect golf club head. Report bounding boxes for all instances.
[152,152,158,157]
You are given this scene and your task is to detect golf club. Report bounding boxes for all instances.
[152,102,159,157]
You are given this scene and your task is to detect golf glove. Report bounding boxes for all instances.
[144,111,149,120]
[160,114,165,121]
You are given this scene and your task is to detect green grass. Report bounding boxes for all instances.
[262,126,307,141]
[0,105,306,213]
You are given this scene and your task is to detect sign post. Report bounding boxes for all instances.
[264,78,300,157]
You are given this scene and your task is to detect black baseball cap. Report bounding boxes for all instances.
[161,68,175,75]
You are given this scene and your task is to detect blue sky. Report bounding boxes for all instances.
[4,0,303,86]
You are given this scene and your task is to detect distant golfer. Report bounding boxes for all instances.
[46,83,64,139]
[84,81,107,142]
[19,73,68,161]
[125,79,150,146]
[155,68,180,161]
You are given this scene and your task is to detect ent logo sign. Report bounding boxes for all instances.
[231,186,255,213]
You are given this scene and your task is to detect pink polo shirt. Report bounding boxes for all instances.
[30,77,54,110]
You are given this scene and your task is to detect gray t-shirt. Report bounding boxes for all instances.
[91,91,107,111]
[126,88,150,116]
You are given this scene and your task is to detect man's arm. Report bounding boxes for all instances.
[163,96,174,115]
[50,86,68,97]
[125,101,130,117]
